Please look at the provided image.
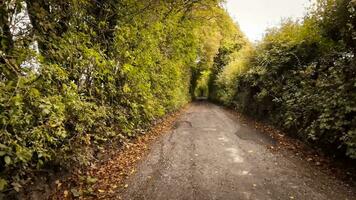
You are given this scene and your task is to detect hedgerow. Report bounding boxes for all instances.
[210,0,356,158]
[0,0,235,193]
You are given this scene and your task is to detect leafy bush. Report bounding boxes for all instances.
[0,0,229,192]
[210,0,356,158]
[210,45,253,104]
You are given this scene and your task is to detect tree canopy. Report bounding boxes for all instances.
[1,0,355,195]
[0,0,247,193]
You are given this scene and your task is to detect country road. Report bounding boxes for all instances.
[119,102,356,200]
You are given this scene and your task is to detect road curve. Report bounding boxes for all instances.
[120,102,355,200]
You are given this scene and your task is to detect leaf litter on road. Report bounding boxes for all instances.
[50,105,188,199]
[226,108,356,188]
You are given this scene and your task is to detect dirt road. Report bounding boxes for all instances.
[120,102,355,200]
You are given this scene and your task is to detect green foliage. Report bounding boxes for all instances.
[0,0,228,193]
[210,45,253,104]
[195,70,211,97]
[211,0,356,158]
[195,10,247,99]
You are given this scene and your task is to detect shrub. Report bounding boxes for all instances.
[210,0,356,158]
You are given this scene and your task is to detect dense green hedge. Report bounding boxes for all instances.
[0,0,230,192]
[210,0,356,158]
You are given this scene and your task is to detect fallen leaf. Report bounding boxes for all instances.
[71,188,81,197]
[63,190,69,197]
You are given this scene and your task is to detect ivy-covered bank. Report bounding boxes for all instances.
[209,0,356,158]
[0,0,245,193]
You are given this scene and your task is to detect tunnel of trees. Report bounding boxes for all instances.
[0,0,355,195]
[0,0,245,193]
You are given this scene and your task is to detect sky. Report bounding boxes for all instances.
[225,0,313,42]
